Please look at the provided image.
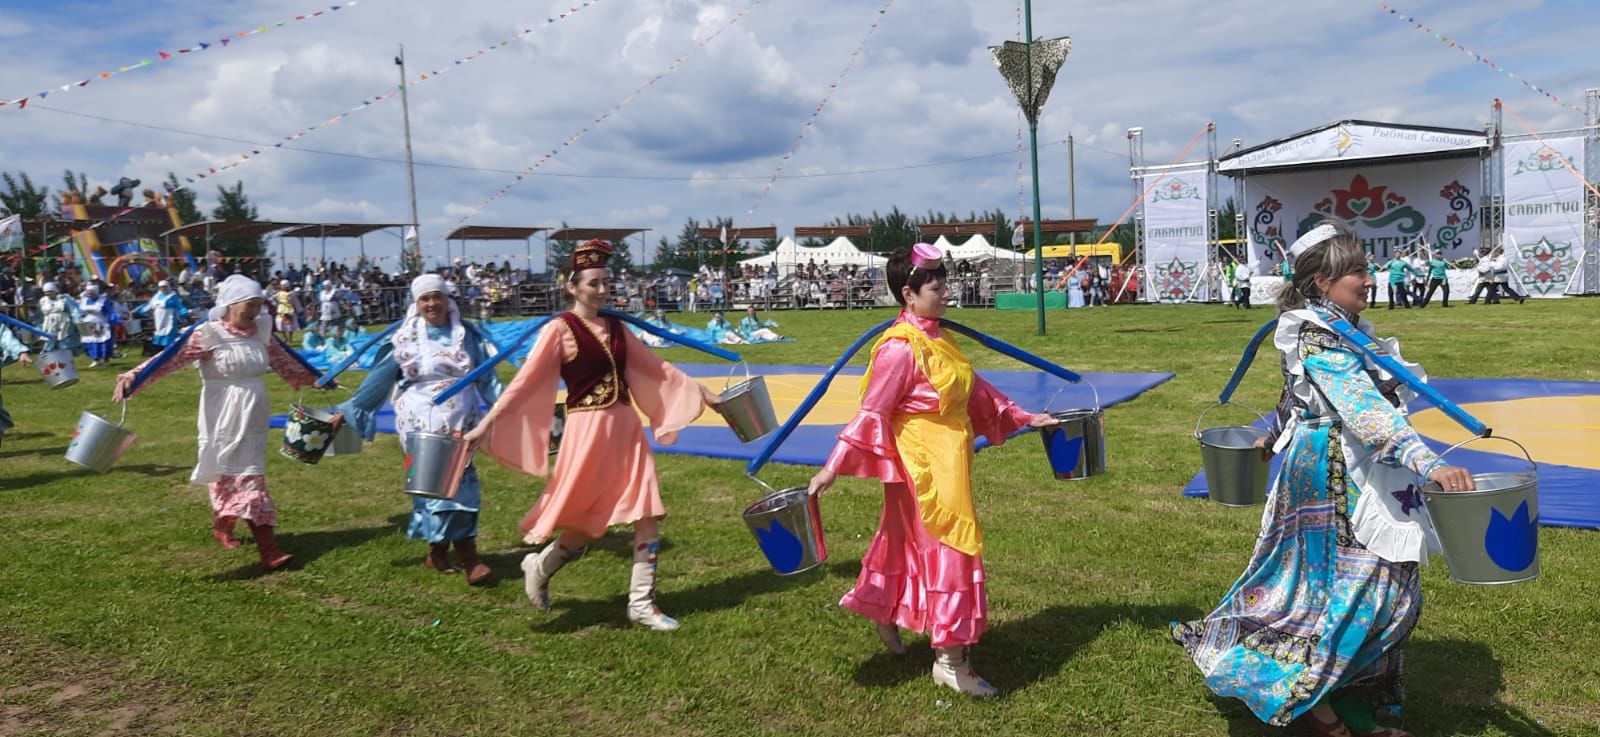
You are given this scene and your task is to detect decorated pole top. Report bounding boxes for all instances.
[989,37,1071,125]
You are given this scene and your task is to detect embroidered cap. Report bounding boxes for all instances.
[1286,224,1338,260]
[571,239,614,272]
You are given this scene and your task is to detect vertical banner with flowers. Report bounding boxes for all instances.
[1502,137,1585,298]
[1244,157,1482,274]
[1143,166,1210,302]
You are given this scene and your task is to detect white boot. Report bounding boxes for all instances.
[932,647,997,698]
[627,539,679,632]
[876,622,906,655]
[520,542,583,610]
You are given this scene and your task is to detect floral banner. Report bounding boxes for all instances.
[1244,157,1482,274]
[1502,137,1586,297]
[1141,166,1210,302]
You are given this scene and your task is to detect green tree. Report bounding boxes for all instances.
[209,181,268,275]
[52,169,89,212]
[164,173,203,225]
[0,171,51,218]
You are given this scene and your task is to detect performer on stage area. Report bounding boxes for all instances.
[1172,220,1475,737]
[0,322,34,447]
[134,280,189,347]
[1419,250,1452,308]
[807,243,1057,698]
[1384,251,1415,309]
[115,275,324,570]
[463,240,721,631]
[337,275,503,584]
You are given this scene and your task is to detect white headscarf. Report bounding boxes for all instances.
[394,273,464,358]
[42,281,59,293]
[209,274,265,321]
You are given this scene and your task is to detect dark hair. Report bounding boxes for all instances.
[1277,219,1367,312]
[886,249,948,306]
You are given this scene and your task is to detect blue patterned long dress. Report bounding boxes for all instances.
[1172,301,1445,726]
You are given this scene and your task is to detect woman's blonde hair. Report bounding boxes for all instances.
[1277,219,1368,311]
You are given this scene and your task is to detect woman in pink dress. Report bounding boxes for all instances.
[464,240,720,631]
[807,243,1056,698]
[114,275,323,570]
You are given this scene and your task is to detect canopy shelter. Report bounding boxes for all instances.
[15,217,170,241]
[739,235,886,276]
[548,227,651,272]
[443,225,549,272]
[916,221,997,237]
[932,233,1027,262]
[1014,218,1098,236]
[696,226,776,241]
[275,223,407,268]
[160,219,309,241]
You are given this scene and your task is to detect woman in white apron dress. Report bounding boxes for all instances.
[78,283,115,366]
[37,282,80,352]
[337,274,503,584]
[135,280,189,347]
[116,275,324,570]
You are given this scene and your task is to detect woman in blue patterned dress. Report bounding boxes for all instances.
[1172,220,1476,737]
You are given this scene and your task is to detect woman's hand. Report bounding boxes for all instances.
[1428,465,1476,493]
[807,469,837,497]
[1028,412,1059,429]
[111,373,133,403]
[700,385,723,407]
[1252,435,1275,461]
[461,422,490,450]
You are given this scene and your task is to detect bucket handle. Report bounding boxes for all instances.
[723,360,754,392]
[1194,401,1269,439]
[1423,435,1537,477]
[1044,378,1101,414]
[116,400,128,428]
[746,472,779,498]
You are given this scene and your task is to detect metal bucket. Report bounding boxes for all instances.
[743,477,827,575]
[1422,436,1540,585]
[1195,402,1273,507]
[404,431,472,499]
[37,349,78,389]
[279,403,341,464]
[1037,382,1106,481]
[715,364,778,443]
[64,403,136,473]
[324,421,364,456]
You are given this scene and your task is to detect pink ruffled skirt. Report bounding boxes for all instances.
[839,481,986,648]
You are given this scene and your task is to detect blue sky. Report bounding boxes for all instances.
[0,0,1593,267]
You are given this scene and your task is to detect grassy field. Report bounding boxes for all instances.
[2,300,1598,736]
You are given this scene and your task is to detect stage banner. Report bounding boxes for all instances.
[1502,136,1585,298]
[1244,157,1483,275]
[1143,167,1210,302]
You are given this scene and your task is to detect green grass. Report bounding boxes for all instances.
[2,301,1598,736]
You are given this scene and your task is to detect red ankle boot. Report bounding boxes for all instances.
[424,543,458,573]
[249,523,294,570]
[212,515,241,550]
[454,537,491,585]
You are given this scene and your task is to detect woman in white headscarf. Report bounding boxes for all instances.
[77,283,117,367]
[335,274,504,584]
[134,280,188,347]
[114,274,324,571]
[37,281,81,352]
[318,280,342,327]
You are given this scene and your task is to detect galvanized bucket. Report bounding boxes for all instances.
[715,363,778,443]
[1195,402,1273,507]
[743,476,827,575]
[65,403,136,473]
[404,431,472,499]
[37,349,78,389]
[324,421,364,456]
[1422,436,1540,585]
[279,401,342,464]
[1037,382,1106,481]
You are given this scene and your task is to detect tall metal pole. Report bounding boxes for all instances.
[1068,133,1077,249]
[1024,0,1046,335]
[396,46,422,269]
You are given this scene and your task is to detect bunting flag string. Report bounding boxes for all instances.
[445,0,767,236]
[1376,2,1586,116]
[1,2,364,110]
[177,0,606,188]
[741,0,896,222]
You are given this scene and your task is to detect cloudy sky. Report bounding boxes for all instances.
[0,0,1593,267]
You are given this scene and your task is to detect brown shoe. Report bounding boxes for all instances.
[454,537,491,585]
[424,543,458,573]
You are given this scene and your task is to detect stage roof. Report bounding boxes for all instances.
[1016,218,1098,235]
[1218,120,1488,175]
[794,225,871,238]
[916,222,997,237]
[278,223,406,239]
[160,220,309,240]
[548,227,646,241]
[444,226,548,241]
[696,226,776,240]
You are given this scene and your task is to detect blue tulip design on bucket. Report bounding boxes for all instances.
[754,518,805,574]
[1047,433,1083,475]
[1484,500,1538,572]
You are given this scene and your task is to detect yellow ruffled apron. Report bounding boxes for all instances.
[861,322,983,556]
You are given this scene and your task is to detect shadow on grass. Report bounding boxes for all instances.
[116,463,189,478]
[206,522,397,582]
[851,601,1202,696]
[0,467,95,488]
[0,444,67,460]
[530,559,850,633]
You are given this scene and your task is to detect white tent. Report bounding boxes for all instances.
[940,233,1025,262]
[739,236,885,275]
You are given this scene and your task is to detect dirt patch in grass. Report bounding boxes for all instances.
[0,635,185,736]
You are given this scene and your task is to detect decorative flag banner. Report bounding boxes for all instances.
[448,0,766,233]
[1,2,363,110]
[742,0,896,222]
[1375,2,1586,116]
[179,0,606,188]
[1142,165,1210,302]
[1501,135,1586,297]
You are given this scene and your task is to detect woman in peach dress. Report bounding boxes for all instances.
[464,240,720,631]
